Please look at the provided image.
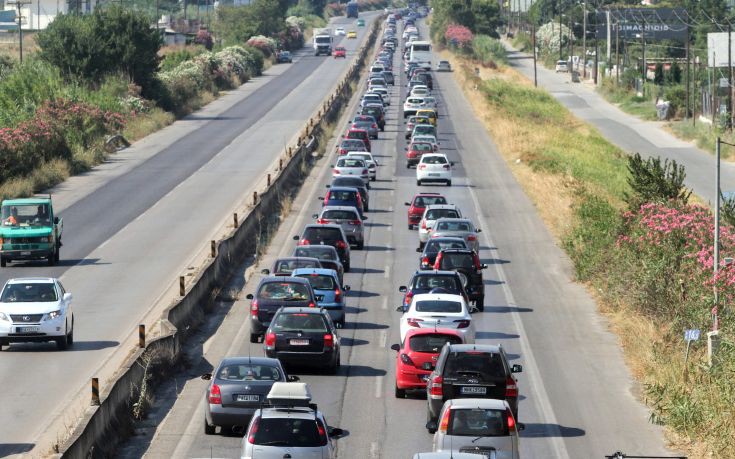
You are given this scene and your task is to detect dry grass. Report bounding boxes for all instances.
[123,108,176,142]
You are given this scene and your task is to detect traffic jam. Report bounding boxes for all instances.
[200,9,526,459]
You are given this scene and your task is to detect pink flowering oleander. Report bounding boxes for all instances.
[445,24,473,48]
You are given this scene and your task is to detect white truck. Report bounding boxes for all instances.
[313,28,334,56]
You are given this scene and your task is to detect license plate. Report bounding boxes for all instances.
[428,173,440,177]
[236,394,259,402]
[290,339,309,345]
[17,326,39,333]
[315,295,324,301]
[461,386,487,395]
[20,251,31,256]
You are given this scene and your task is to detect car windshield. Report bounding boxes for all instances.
[294,247,337,261]
[436,221,472,232]
[445,351,506,379]
[328,190,357,201]
[272,313,328,332]
[348,154,371,162]
[297,274,337,290]
[413,195,447,207]
[425,240,467,253]
[422,156,447,164]
[1,203,51,227]
[439,253,475,269]
[274,259,320,274]
[414,300,462,313]
[414,126,434,135]
[258,282,310,301]
[216,364,282,381]
[0,283,58,302]
[426,209,459,220]
[414,275,461,290]
[251,417,326,447]
[342,140,366,150]
[449,408,508,437]
[338,158,365,168]
[409,333,462,353]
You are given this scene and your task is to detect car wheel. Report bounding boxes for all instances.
[357,240,364,250]
[54,246,60,263]
[426,410,437,433]
[395,385,406,398]
[446,180,452,186]
[0,257,5,268]
[408,224,413,230]
[329,354,340,374]
[56,323,69,350]
[47,253,55,266]
[344,262,351,272]
[416,180,421,186]
[249,333,260,344]
[204,418,216,435]
[406,163,410,169]
[371,176,376,182]
[66,317,74,346]
[476,296,485,311]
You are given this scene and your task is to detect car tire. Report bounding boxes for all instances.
[416,180,421,186]
[0,257,6,267]
[56,323,69,350]
[47,253,55,266]
[426,410,437,433]
[406,163,410,169]
[357,240,364,250]
[54,246,60,263]
[344,262,350,272]
[204,419,216,435]
[395,385,406,398]
[249,333,260,344]
[446,180,452,186]
[408,224,413,230]
[371,176,376,182]
[329,353,340,374]
[476,296,485,311]
[66,317,74,346]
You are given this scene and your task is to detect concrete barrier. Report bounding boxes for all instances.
[55,15,383,459]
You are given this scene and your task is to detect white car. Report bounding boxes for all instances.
[335,27,346,36]
[417,154,453,187]
[0,277,74,350]
[404,96,427,118]
[332,157,369,184]
[410,86,430,97]
[412,134,440,152]
[422,96,438,112]
[345,152,378,181]
[418,204,462,247]
[368,87,390,106]
[399,292,475,342]
[555,60,568,72]
[436,60,452,72]
[361,93,386,108]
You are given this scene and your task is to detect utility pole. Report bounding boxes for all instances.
[615,18,620,84]
[686,26,690,120]
[559,0,564,61]
[7,0,30,63]
[641,14,646,97]
[533,21,538,87]
[730,23,733,130]
[582,0,587,79]
[568,14,573,75]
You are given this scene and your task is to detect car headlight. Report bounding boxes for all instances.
[0,312,9,321]
[45,310,62,321]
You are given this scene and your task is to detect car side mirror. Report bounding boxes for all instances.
[287,375,300,382]
[404,202,411,206]
[450,161,455,166]
[425,420,438,431]
[404,147,408,150]
[63,293,72,302]
[415,247,422,253]
[201,373,212,381]
[330,164,334,167]
[421,362,434,371]
[261,269,270,275]
[326,184,331,188]
[518,422,526,431]
[293,235,300,240]
[395,305,405,312]
[469,306,479,314]
[54,216,60,224]
[477,228,482,232]
[343,285,351,291]
[481,264,488,269]
[398,285,407,292]
[312,214,319,219]
[318,197,325,201]
[390,343,400,351]
[512,364,523,373]
[362,216,368,220]
[246,293,254,299]
[328,427,344,437]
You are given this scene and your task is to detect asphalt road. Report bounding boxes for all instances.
[124,21,674,459]
[0,15,377,457]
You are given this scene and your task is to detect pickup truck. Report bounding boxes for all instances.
[0,196,63,267]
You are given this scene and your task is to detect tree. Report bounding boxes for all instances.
[625,153,691,210]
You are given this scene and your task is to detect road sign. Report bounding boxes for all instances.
[684,329,700,342]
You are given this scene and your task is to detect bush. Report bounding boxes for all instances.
[246,35,277,57]
[472,35,507,65]
[195,29,214,50]
[625,153,691,210]
[445,24,474,50]
[159,47,206,72]
[663,85,686,118]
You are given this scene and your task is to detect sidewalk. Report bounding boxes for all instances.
[502,41,734,204]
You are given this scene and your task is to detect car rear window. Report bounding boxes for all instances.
[342,140,366,150]
[257,282,311,301]
[345,132,367,141]
[413,275,461,290]
[445,351,506,379]
[413,195,447,207]
[425,240,467,253]
[297,274,337,290]
[272,313,328,332]
[251,417,326,447]
[328,190,357,201]
[294,247,337,261]
[333,177,364,188]
[414,300,462,313]
[426,209,459,220]
[274,259,320,274]
[436,221,472,232]
[338,158,365,168]
[216,364,281,381]
[409,333,462,353]
[448,408,509,437]
[411,143,434,152]
[323,209,359,220]
[303,227,342,244]
[1,283,58,302]
[422,156,447,164]
[438,253,475,269]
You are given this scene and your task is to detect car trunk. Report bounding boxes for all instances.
[276,329,327,353]
[218,380,275,409]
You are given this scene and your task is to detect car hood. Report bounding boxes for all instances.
[0,301,61,314]
[0,226,53,237]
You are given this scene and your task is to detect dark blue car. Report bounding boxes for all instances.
[319,186,364,217]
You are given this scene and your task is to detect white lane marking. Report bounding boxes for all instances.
[381,297,388,310]
[370,442,380,458]
[375,375,383,398]
[389,189,395,197]
[386,225,392,233]
[388,205,393,212]
[467,179,570,458]
[379,329,387,348]
[384,264,390,278]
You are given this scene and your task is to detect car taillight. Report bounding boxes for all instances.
[454,319,470,329]
[404,291,414,305]
[467,235,477,241]
[248,416,260,444]
[438,407,451,432]
[399,353,415,366]
[506,408,516,431]
[309,302,315,308]
[434,252,443,269]
[418,164,426,170]
[372,123,377,129]
[421,256,430,267]
[208,384,222,404]
[333,168,341,174]
[250,299,259,316]
[407,317,423,327]
[317,419,328,444]
[265,332,276,348]
[421,220,427,229]
[474,253,482,270]
[362,169,368,174]
[299,239,310,246]
[334,288,342,303]
[443,164,450,169]
[339,149,346,155]
[350,220,361,225]
[336,240,347,249]
[317,218,329,224]
[505,376,518,397]
[324,333,334,349]
[429,375,443,398]
[324,191,331,202]
[357,193,363,205]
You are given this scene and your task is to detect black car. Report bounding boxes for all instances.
[417,237,468,270]
[329,178,369,211]
[292,245,345,285]
[382,70,395,85]
[398,270,468,312]
[247,276,317,343]
[433,248,487,310]
[295,224,351,271]
[360,105,385,131]
[202,357,299,435]
[425,344,522,430]
[264,307,341,373]
[264,257,322,276]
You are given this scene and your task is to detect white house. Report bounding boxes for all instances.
[1,0,100,30]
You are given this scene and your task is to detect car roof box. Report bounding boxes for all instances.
[266,382,313,406]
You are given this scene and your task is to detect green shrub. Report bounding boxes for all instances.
[663,85,686,118]
[160,47,206,72]
[624,153,691,210]
[472,35,507,65]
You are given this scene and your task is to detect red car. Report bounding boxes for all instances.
[334,46,346,58]
[344,128,371,151]
[404,192,448,230]
[405,141,434,168]
[337,138,368,155]
[390,328,465,398]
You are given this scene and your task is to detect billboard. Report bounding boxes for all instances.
[707,32,735,68]
[596,8,688,41]
[0,9,16,30]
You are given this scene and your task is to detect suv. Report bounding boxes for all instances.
[433,248,487,310]
[417,237,468,270]
[241,382,343,458]
[264,307,341,372]
[295,224,351,271]
[292,268,349,327]
[319,187,365,217]
[425,344,523,426]
[398,270,469,312]
[246,276,317,343]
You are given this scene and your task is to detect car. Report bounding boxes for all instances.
[433,248,487,310]
[314,205,365,248]
[357,18,365,26]
[428,398,523,457]
[398,269,468,312]
[337,138,368,156]
[0,277,74,350]
[405,192,448,229]
[369,64,385,74]
[417,153,454,187]
[344,128,371,151]
[328,178,369,211]
[411,123,436,141]
[403,96,427,118]
[264,307,341,372]
[416,108,438,126]
[418,204,462,247]
[361,105,385,130]
[335,27,346,36]
[410,86,431,98]
[241,383,343,458]
[265,257,323,276]
[555,59,569,72]
[398,292,475,343]
[425,344,523,425]
[347,30,357,39]
[436,60,452,71]
[405,115,426,140]
[293,245,344,285]
[382,70,395,85]
[417,237,469,270]
[349,117,379,139]
[345,151,378,182]
[0,197,62,267]
[413,71,434,90]
[391,328,465,398]
[334,46,346,58]
[421,96,438,113]
[360,93,386,109]
[292,268,349,327]
[368,87,390,106]
[275,50,292,63]
[246,276,317,343]
[319,186,365,216]
[202,357,299,435]
[412,134,440,152]
[368,78,388,91]
[295,224,351,271]
[430,218,481,253]
[332,157,369,184]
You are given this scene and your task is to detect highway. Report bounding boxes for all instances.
[0,15,378,457]
[123,20,675,459]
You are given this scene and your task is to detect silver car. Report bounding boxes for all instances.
[332,157,369,184]
[314,206,366,249]
[430,218,481,252]
[429,398,522,458]
[345,151,378,181]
